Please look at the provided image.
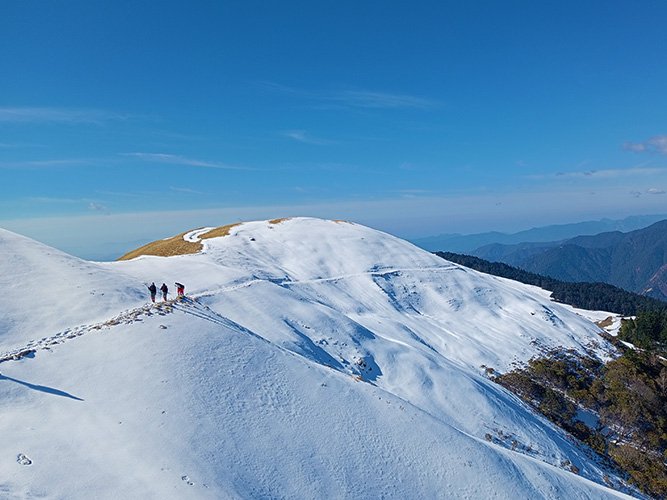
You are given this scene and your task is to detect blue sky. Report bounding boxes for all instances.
[2,1,667,259]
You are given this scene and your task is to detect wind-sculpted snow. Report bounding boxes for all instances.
[0,218,637,498]
[0,228,146,351]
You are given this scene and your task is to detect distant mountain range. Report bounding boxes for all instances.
[470,219,667,302]
[412,214,667,253]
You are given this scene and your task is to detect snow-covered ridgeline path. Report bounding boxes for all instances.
[0,265,457,365]
[0,301,175,363]
[0,296,253,364]
[191,265,460,298]
[0,294,385,394]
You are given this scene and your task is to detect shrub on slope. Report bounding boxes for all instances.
[497,348,667,497]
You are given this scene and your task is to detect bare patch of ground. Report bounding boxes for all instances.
[117,222,242,260]
[595,316,615,328]
[268,218,290,225]
[117,231,203,260]
[199,223,242,240]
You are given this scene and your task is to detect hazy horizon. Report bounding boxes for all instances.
[3,211,666,262]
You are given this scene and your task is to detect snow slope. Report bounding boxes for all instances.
[0,228,146,351]
[0,218,638,498]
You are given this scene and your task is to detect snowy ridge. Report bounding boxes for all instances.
[0,218,638,498]
[0,300,177,363]
[0,228,146,351]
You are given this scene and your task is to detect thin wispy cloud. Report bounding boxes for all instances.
[281,130,332,145]
[290,161,381,174]
[170,186,204,195]
[331,90,437,109]
[28,196,85,204]
[148,129,209,142]
[647,188,666,195]
[26,196,110,212]
[121,152,253,170]
[259,82,439,110]
[0,158,96,169]
[531,166,667,180]
[0,106,128,124]
[623,135,667,155]
[568,167,666,178]
[395,189,432,198]
[95,190,146,198]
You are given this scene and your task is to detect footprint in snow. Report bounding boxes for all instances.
[181,475,194,486]
[17,453,32,466]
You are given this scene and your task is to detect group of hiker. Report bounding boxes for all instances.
[147,282,185,303]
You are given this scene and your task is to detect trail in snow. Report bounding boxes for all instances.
[0,301,176,363]
[0,290,384,390]
[279,265,461,285]
[191,265,460,299]
[0,296,232,363]
[0,291,265,363]
[0,262,533,369]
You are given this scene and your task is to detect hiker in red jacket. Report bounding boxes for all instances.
[175,282,185,297]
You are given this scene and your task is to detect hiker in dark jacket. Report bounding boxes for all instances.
[147,282,157,303]
[175,282,185,297]
[160,283,168,301]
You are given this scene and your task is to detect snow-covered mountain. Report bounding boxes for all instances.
[0,218,637,498]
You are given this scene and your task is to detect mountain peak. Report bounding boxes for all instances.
[116,217,357,261]
[0,221,635,498]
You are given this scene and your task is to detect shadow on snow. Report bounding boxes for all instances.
[0,373,84,401]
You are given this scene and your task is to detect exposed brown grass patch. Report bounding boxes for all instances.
[333,219,351,224]
[117,231,203,261]
[117,222,242,261]
[268,218,290,225]
[199,223,242,240]
[595,316,615,328]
